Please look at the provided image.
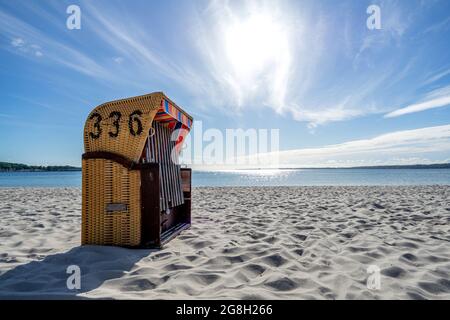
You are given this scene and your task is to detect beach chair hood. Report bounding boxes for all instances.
[83,92,193,163]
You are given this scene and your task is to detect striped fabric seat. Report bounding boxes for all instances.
[144,122,184,212]
[142,98,192,212]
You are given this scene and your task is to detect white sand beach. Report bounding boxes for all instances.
[0,186,449,299]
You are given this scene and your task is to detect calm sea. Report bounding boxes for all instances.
[0,169,450,187]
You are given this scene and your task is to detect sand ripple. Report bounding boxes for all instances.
[0,186,449,299]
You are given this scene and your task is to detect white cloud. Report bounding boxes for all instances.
[10,37,43,57]
[422,16,450,35]
[11,37,24,47]
[384,95,450,118]
[288,99,373,129]
[189,0,428,127]
[422,67,450,86]
[80,0,443,128]
[82,2,204,91]
[3,1,448,129]
[231,124,450,168]
[189,1,301,114]
[0,9,110,79]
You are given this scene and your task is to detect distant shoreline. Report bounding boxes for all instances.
[0,162,81,172]
[0,169,81,172]
[1,162,449,172]
[197,163,450,171]
[256,163,450,170]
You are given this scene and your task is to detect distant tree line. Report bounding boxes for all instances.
[0,162,81,172]
[346,163,450,169]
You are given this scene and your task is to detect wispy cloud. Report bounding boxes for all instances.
[113,57,124,64]
[384,95,450,118]
[80,1,214,95]
[1,0,449,130]
[188,0,445,127]
[422,16,450,35]
[10,37,43,57]
[237,124,450,168]
[191,1,389,125]
[0,8,110,79]
[11,37,24,47]
[422,67,450,86]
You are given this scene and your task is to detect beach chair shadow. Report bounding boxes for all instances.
[0,245,155,299]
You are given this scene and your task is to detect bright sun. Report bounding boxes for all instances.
[224,13,288,79]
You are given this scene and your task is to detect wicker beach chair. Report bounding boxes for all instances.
[82,92,193,248]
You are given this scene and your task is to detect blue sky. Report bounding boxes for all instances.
[1,0,450,167]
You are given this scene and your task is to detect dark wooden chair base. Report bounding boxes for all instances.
[83,152,192,248]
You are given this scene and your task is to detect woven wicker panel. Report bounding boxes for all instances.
[83,92,165,162]
[82,158,141,246]
[82,92,193,247]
